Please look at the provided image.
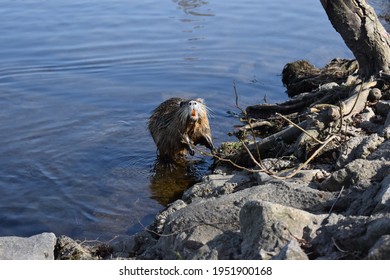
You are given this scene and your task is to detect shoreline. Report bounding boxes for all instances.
[1,57,390,260]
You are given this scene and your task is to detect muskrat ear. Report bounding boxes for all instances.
[195,98,205,104]
[179,101,186,107]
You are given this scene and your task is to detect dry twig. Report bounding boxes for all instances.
[196,80,375,179]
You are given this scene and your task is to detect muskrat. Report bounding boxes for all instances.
[148,97,215,162]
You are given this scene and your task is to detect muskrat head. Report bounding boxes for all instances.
[180,98,204,122]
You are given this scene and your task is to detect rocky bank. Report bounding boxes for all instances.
[1,58,390,260]
[107,140,390,260]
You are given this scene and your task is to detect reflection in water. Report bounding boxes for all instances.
[172,0,214,61]
[173,0,214,16]
[149,158,210,206]
[147,1,215,204]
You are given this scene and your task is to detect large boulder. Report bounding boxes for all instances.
[239,200,324,259]
[135,170,334,260]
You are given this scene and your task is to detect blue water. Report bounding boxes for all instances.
[1,0,377,241]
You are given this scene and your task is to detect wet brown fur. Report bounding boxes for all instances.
[148,97,214,162]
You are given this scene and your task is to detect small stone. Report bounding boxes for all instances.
[368,88,382,101]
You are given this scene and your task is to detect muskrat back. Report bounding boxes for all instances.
[148,97,214,162]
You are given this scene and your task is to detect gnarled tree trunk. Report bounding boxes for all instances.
[321,0,390,79]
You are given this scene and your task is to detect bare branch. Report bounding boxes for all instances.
[276,112,324,145]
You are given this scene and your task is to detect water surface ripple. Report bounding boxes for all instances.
[1,0,371,240]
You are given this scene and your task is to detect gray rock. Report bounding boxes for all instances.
[360,107,376,121]
[141,196,241,259]
[55,235,96,260]
[382,112,390,139]
[311,213,390,259]
[153,199,187,234]
[367,139,390,161]
[254,172,274,184]
[368,88,382,101]
[138,172,333,259]
[366,235,390,259]
[0,232,56,260]
[344,181,383,216]
[191,171,335,213]
[354,134,384,159]
[289,169,324,183]
[376,100,390,116]
[320,159,390,191]
[202,230,242,260]
[110,231,157,259]
[337,135,365,168]
[385,112,390,127]
[332,173,390,216]
[239,200,324,259]
[236,180,335,213]
[337,134,384,168]
[358,108,379,132]
[271,239,309,260]
[373,175,390,214]
[345,159,390,188]
[319,168,349,191]
[183,171,255,202]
